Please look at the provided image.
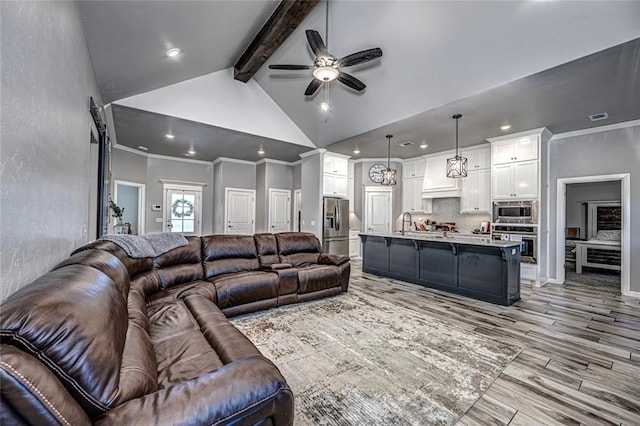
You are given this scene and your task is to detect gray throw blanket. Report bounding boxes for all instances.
[99,233,188,258]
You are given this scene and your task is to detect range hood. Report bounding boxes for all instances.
[421,154,461,198]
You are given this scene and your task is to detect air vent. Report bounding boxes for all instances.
[399,141,414,147]
[589,112,609,122]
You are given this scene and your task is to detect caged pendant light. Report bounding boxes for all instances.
[381,135,397,185]
[446,114,468,178]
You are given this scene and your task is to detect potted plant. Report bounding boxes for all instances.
[108,198,126,234]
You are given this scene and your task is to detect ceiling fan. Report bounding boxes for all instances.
[268,22,382,96]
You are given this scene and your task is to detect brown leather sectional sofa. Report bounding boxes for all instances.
[0,232,350,425]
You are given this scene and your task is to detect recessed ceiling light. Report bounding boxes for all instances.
[187,149,196,155]
[320,102,329,112]
[353,148,360,154]
[165,133,175,139]
[589,112,609,122]
[399,141,413,147]
[166,48,181,57]
[258,147,265,155]
[137,145,149,151]
[420,143,428,149]
[500,125,512,131]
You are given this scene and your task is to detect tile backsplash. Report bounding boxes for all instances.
[400,197,490,234]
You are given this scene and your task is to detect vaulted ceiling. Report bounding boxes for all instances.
[78,1,640,162]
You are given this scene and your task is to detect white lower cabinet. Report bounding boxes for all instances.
[460,169,490,213]
[349,230,361,258]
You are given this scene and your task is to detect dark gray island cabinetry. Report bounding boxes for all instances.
[359,233,522,306]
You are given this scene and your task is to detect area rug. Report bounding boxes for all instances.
[231,287,522,425]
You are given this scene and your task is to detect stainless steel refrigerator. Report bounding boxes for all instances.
[323,197,350,256]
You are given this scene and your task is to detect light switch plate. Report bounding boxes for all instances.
[155,218,163,223]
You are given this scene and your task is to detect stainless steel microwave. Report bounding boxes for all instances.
[493,201,537,224]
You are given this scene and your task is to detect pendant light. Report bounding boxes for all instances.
[381,134,397,185]
[446,114,468,178]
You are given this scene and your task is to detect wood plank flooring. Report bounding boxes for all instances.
[350,261,640,425]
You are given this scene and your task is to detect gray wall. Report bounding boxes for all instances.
[146,158,214,234]
[111,149,214,234]
[566,181,621,239]
[300,154,322,237]
[0,2,103,301]
[212,160,256,234]
[353,160,403,232]
[546,125,639,291]
[256,162,267,232]
[292,163,302,190]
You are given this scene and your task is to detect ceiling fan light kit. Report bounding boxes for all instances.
[381,134,397,186]
[268,0,382,98]
[446,114,468,178]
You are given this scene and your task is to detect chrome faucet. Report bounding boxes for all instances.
[401,212,412,235]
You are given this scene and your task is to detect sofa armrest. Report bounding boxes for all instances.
[318,253,350,266]
[94,357,293,426]
[261,263,293,271]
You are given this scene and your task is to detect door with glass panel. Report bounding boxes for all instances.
[165,189,202,235]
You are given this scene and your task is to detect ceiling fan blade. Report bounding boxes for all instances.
[338,48,383,67]
[269,64,313,70]
[337,72,366,91]
[306,30,327,57]
[304,79,322,96]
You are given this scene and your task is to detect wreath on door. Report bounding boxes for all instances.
[171,198,194,218]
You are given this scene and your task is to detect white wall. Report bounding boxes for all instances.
[0,2,103,301]
[546,124,639,291]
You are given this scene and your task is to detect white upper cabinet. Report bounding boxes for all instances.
[460,168,491,213]
[403,158,426,178]
[402,178,432,213]
[422,152,461,197]
[324,153,349,176]
[323,152,349,198]
[462,145,491,170]
[492,160,537,199]
[491,136,539,165]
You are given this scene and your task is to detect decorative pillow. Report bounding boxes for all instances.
[595,230,621,241]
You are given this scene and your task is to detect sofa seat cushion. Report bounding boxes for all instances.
[296,265,340,293]
[295,264,341,294]
[147,294,261,389]
[209,271,279,310]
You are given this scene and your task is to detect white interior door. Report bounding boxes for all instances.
[293,189,302,232]
[225,188,255,235]
[269,189,291,233]
[165,188,201,235]
[365,189,392,234]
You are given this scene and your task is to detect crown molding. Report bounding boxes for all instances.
[351,157,403,164]
[213,157,257,166]
[325,151,351,160]
[550,119,640,141]
[487,127,551,143]
[299,148,327,158]
[255,158,297,166]
[113,143,213,165]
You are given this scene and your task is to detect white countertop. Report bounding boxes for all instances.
[358,232,522,248]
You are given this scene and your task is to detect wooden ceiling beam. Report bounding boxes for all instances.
[233,0,320,82]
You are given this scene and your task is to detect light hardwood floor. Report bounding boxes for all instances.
[350,261,640,425]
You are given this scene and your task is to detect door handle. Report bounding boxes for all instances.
[335,205,340,231]
[228,225,233,228]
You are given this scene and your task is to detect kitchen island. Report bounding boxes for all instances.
[359,233,522,306]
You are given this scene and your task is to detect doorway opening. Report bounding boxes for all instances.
[114,180,146,235]
[293,189,302,232]
[556,174,630,295]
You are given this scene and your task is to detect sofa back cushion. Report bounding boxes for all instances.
[154,236,203,289]
[0,264,128,419]
[276,232,322,266]
[202,235,260,279]
[254,233,280,266]
[72,240,153,278]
